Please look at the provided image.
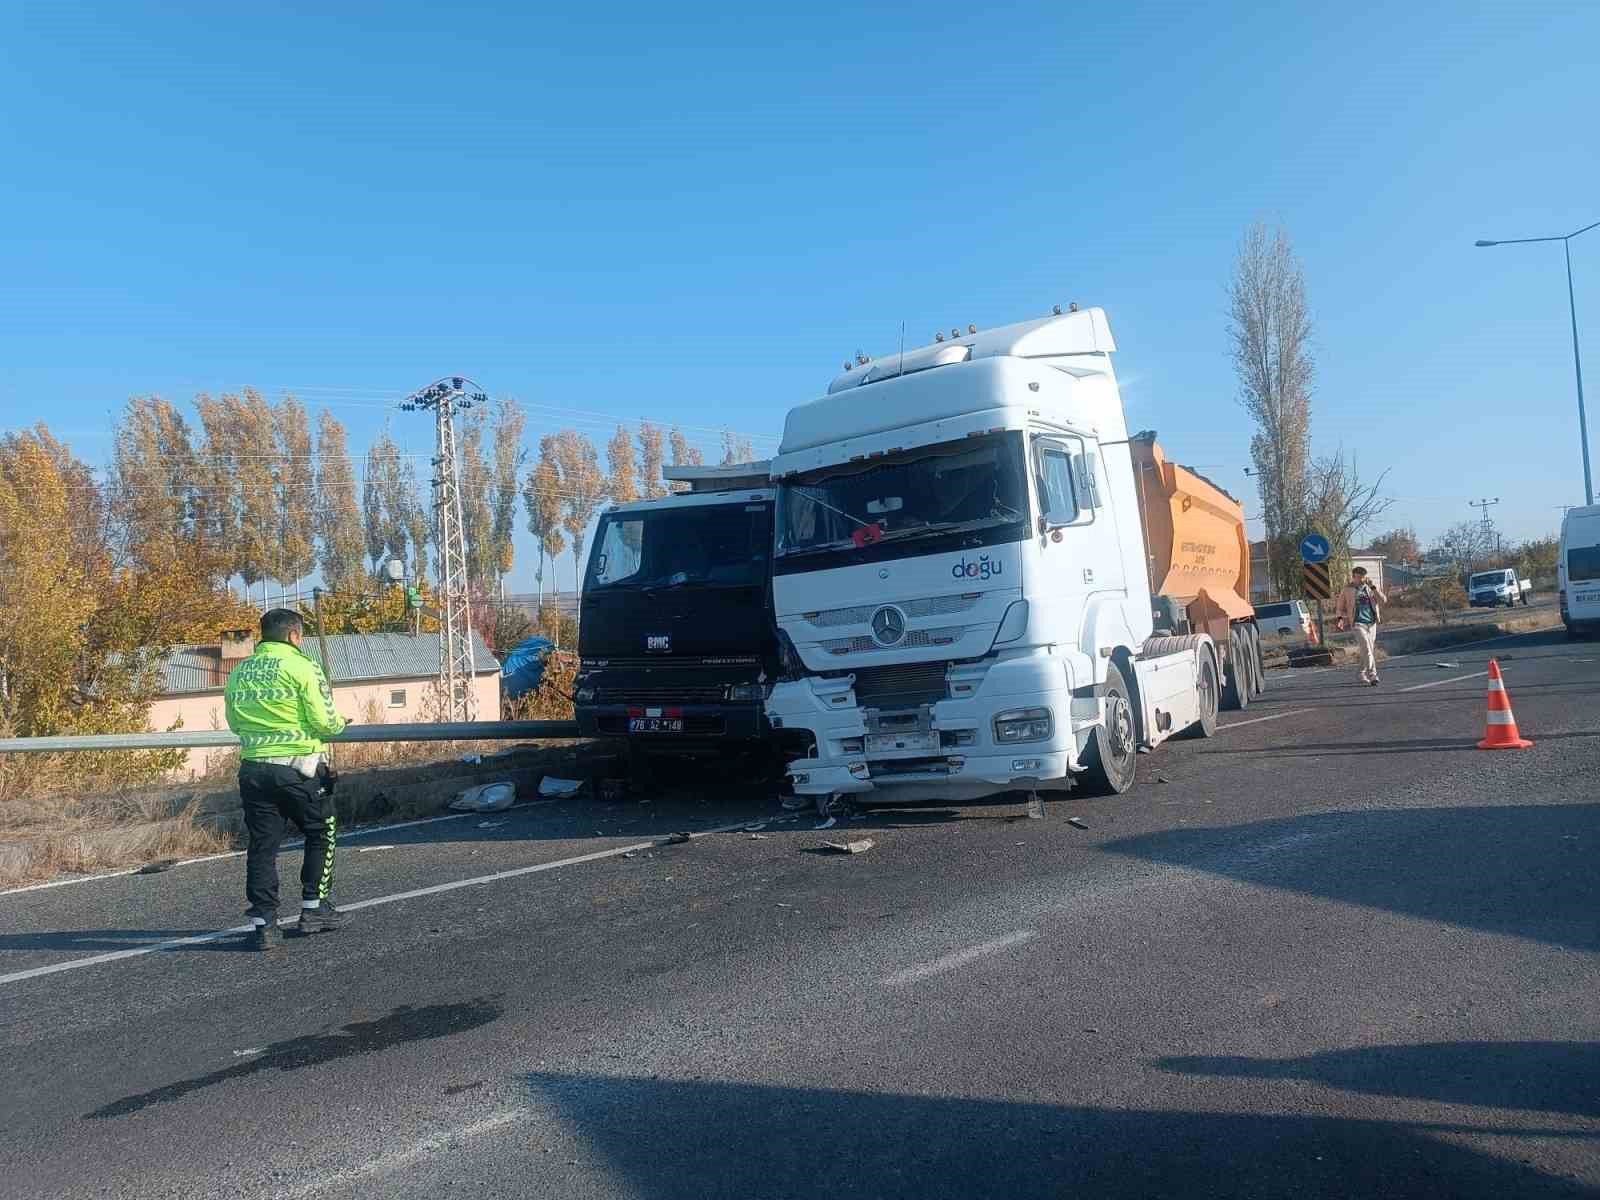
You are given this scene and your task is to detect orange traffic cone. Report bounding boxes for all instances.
[1477,659,1534,750]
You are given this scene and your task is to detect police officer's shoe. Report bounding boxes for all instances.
[297,900,345,934]
[251,921,283,952]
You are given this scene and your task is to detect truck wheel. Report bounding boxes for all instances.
[1222,639,1250,711]
[1240,624,1265,697]
[1181,648,1220,738]
[1078,661,1137,796]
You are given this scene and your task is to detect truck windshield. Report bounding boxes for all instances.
[1470,572,1507,587]
[776,433,1028,561]
[587,502,772,591]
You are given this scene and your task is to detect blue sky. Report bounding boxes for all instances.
[2,1,1595,592]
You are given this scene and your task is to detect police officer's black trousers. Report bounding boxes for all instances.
[238,760,337,918]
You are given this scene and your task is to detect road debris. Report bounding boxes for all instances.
[538,777,584,799]
[137,859,178,875]
[1435,662,1459,669]
[820,838,874,855]
[743,822,768,832]
[622,851,639,859]
[749,833,769,840]
[461,753,483,765]
[1156,775,1170,784]
[1067,816,1089,830]
[779,796,810,811]
[1025,793,1045,820]
[449,780,516,812]
[476,820,506,830]
[357,844,396,853]
[664,831,692,845]
[815,816,837,830]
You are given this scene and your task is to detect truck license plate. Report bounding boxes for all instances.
[867,731,937,753]
[629,718,683,734]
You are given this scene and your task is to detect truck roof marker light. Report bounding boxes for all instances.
[1069,302,1080,312]
[843,361,852,371]
[1053,304,1062,315]
[952,328,961,339]
[968,324,977,334]
[935,332,945,342]
[856,351,869,365]
[1029,382,1040,392]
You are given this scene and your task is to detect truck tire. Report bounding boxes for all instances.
[1222,636,1250,711]
[1181,647,1219,738]
[1078,660,1137,796]
[1245,624,1267,697]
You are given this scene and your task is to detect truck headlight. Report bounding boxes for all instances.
[993,707,1053,744]
[727,683,768,702]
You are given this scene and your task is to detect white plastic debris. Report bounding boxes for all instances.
[537,776,585,799]
[477,820,506,829]
[820,838,874,855]
[461,753,483,765]
[448,780,517,813]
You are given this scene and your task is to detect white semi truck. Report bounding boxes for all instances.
[765,307,1263,805]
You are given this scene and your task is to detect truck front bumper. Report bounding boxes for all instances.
[767,654,1088,802]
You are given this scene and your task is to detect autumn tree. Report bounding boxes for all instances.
[459,408,496,591]
[109,396,197,573]
[362,429,412,577]
[552,430,609,588]
[315,410,365,591]
[0,427,256,790]
[489,398,526,594]
[1299,450,1394,580]
[1432,520,1491,578]
[522,443,566,599]
[1513,535,1558,584]
[719,429,756,466]
[637,421,668,499]
[1229,222,1314,595]
[193,394,242,574]
[273,397,317,595]
[667,426,703,493]
[1368,525,1421,566]
[607,424,638,503]
[231,390,280,604]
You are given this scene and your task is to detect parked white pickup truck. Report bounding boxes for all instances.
[1467,568,1530,608]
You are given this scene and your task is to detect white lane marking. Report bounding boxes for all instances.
[1218,708,1312,730]
[286,1108,526,1197]
[1399,670,1489,693]
[0,802,560,898]
[882,929,1038,987]
[0,821,753,989]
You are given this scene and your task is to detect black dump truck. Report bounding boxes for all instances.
[575,462,779,774]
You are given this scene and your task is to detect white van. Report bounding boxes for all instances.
[1467,567,1528,608]
[1560,504,1600,637]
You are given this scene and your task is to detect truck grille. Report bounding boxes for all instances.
[848,662,949,709]
[819,626,965,656]
[594,686,727,705]
[803,593,980,628]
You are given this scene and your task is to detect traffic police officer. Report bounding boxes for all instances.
[224,608,348,950]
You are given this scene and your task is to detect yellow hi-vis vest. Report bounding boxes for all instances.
[223,640,347,759]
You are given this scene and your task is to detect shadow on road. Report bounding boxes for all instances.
[1156,1041,1600,1117]
[1100,804,1599,953]
[521,1072,1597,1199]
[86,998,503,1119]
[1202,729,1599,758]
[0,928,253,954]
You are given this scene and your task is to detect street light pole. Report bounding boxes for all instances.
[1475,219,1598,506]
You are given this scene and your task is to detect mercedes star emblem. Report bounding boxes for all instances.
[870,605,907,646]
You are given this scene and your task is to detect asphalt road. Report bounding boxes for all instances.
[2,628,1596,1199]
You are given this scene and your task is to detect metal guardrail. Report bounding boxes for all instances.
[0,721,581,754]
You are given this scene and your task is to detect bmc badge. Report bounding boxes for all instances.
[646,634,671,653]
[951,554,1004,581]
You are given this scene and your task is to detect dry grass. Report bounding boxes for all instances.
[0,797,234,890]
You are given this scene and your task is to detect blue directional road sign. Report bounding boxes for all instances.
[1300,533,1332,564]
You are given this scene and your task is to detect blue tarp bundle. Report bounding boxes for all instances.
[500,636,555,698]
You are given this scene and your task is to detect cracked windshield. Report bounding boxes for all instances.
[777,434,1028,556]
